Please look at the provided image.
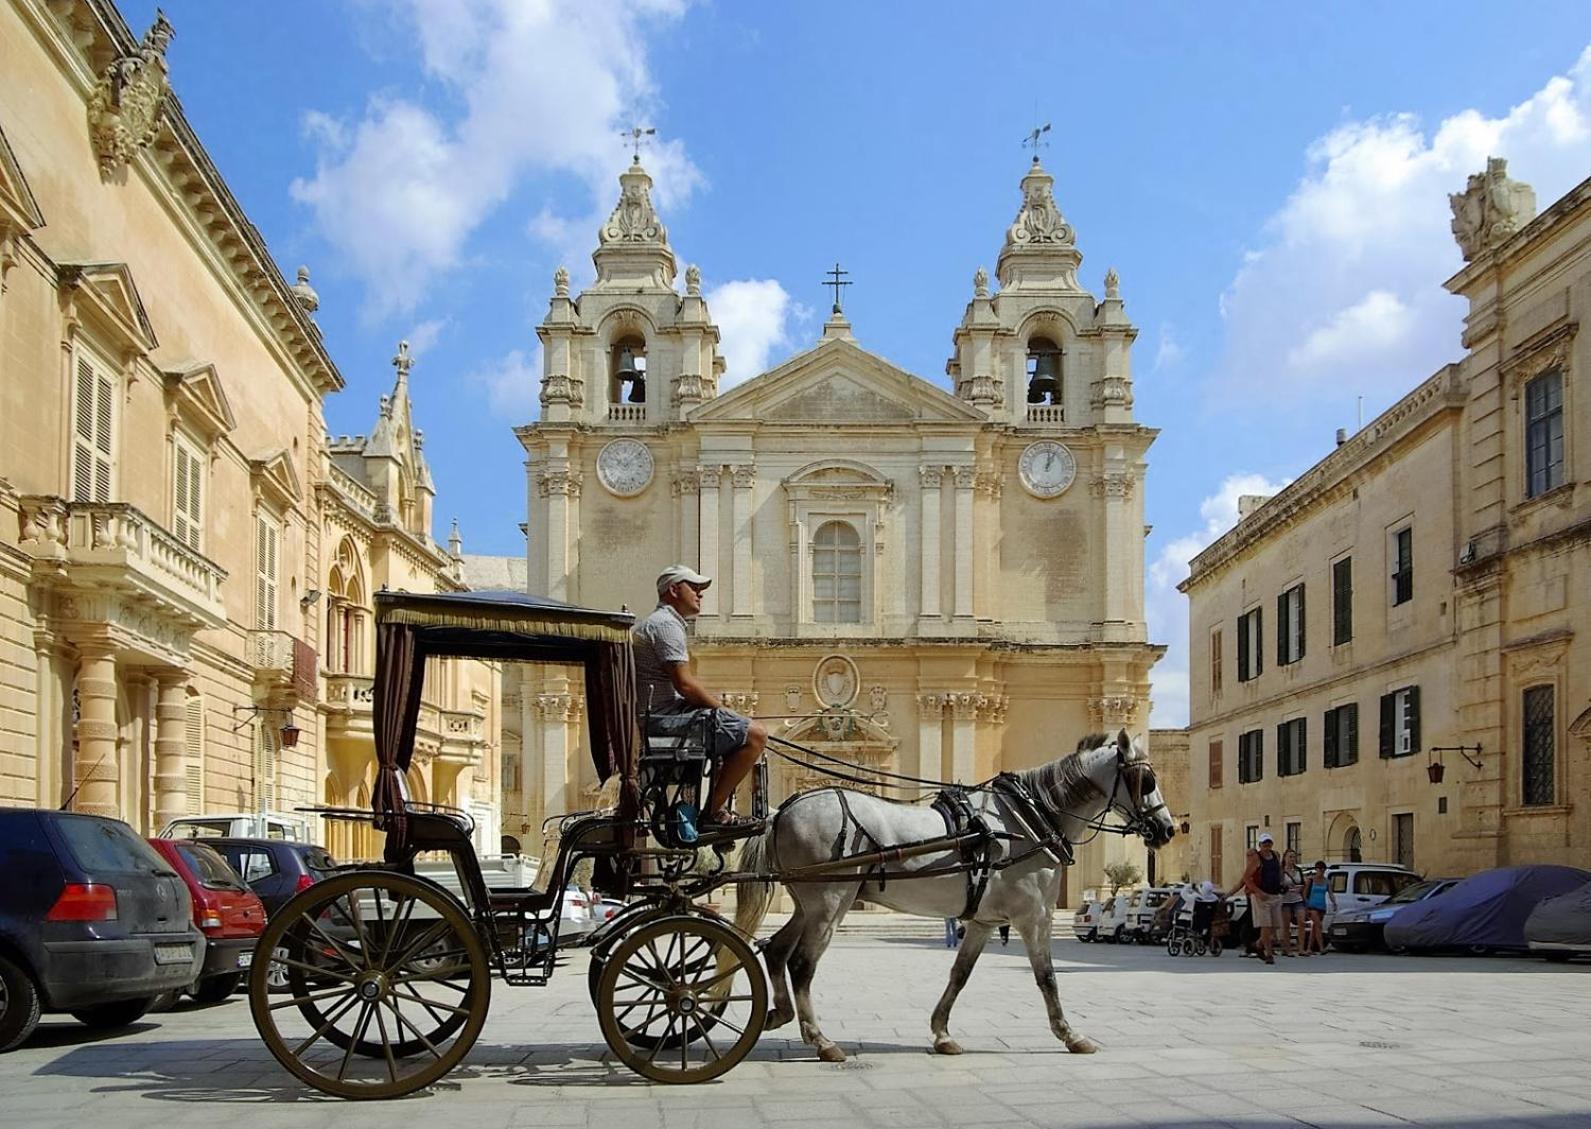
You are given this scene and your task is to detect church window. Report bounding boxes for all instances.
[1524,370,1564,498]
[811,521,862,623]
[611,335,648,406]
[71,346,116,504]
[1025,336,1062,407]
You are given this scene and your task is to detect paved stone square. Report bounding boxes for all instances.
[4,918,1590,1129]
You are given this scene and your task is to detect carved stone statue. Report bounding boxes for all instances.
[553,265,570,297]
[1104,267,1120,300]
[973,266,989,298]
[87,12,175,174]
[1006,161,1075,248]
[600,162,668,246]
[1450,157,1537,262]
[685,263,702,296]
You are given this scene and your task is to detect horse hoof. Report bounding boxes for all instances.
[933,1037,964,1056]
[1065,1037,1098,1055]
[817,1043,847,1063]
[766,1009,793,1031]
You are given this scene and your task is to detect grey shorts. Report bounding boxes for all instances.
[646,708,752,760]
[1251,893,1286,931]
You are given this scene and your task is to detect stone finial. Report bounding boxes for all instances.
[1104,268,1120,299]
[87,11,176,174]
[1005,160,1075,250]
[392,339,413,381]
[685,263,702,296]
[973,266,989,298]
[599,161,668,247]
[1450,157,1537,262]
[448,517,463,559]
[291,266,320,314]
[553,265,569,297]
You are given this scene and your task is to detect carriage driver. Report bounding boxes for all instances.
[632,565,768,830]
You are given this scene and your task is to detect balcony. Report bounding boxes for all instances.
[18,498,226,663]
[1025,405,1065,424]
[323,672,482,766]
[324,672,376,742]
[605,404,646,423]
[250,629,318,704]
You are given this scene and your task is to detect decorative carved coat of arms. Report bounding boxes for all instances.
[1450,157,1537,263]
[87,12,175,175]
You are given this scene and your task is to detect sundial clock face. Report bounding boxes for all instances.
[1019,441,1076,499]
[596,438,654,497]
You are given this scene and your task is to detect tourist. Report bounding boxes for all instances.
[1303,860,1336,954]
[1230,832,1284,964]
[1280,848,1306,956]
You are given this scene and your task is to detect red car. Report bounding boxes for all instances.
[147,838,266,1003]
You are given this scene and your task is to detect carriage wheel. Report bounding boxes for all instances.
[596,915,766,1083]
[249,871,490,1099]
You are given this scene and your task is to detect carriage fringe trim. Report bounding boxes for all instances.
[380,605,633,644]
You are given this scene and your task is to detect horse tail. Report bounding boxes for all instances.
[732,827,776,941]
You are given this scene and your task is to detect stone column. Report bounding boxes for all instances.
[918,466,942,622]
[538,467,581,602]
[31,632,64,809]
[731,464,755,618]
[1093,464,1134,639]
[72,643,120,818]
[152,671,190,831]
[948,692,981,784]
[537,691,574,825]
[952,466,976,620]
[673,467,700,567]
[698,466,721,617]
[916,693,944,781]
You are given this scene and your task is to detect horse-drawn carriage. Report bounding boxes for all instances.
[248,588,1176,1098]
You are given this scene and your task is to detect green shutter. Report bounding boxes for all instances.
[1346,703,1359,765]
[1407,686,1421,754]
[1324,709,1338,769]
[1276,593,1288,667]
[1379,693,1394,758]
[1297,585,1306,660]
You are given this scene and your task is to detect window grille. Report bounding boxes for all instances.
[1522,685,1555,806]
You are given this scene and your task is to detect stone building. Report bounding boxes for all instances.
[507,154,1164,902]
[0,0,497,851]
[1182,161,1591,883]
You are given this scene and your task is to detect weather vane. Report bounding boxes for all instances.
[622,125,656,163]
[1022,122,1051,159]
[822,262,851,314]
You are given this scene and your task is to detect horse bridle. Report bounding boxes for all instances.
[1108,743,1170,841]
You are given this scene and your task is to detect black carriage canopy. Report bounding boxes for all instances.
[370,589,638,834]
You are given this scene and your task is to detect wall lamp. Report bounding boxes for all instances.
[1426,743,1484,784]
[231,704,302,747]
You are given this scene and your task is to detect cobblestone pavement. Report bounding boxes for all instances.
[5,918,1591,1129]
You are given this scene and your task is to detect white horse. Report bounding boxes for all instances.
[733,730,1176,1062]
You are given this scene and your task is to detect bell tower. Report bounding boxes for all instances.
[947,158,1138,429]
[535,158,723,427]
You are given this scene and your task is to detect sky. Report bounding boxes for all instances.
[120,1,1591,726]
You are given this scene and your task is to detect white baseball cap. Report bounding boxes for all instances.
[657,564,712,595]
[1257,832,1275,845]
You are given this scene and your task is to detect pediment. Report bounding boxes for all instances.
[58,262,158,354]
[250,449,302,512]
[164,362,237,440]
[691,337,986,425]
[0,124,44,231]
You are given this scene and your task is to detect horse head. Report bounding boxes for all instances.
[1109,729,1177,849]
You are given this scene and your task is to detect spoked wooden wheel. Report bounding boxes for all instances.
[596,915,766,1083]
[249,871,490,1099]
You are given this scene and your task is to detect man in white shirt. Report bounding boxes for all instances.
[632,565,767,829]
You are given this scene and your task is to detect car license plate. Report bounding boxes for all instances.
[237,950,253,969]
[154,942,192,965]
[1332,927,1347,937]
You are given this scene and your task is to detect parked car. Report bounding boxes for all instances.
[1127,887,1175,943]
[1524,879,1591,962]
[1072,900,1104,942]
[148,838,266,1002]
[1321,863,1421,931]
[1329,878,1459,953]
[1384,865,1591,954]
[1097,892,1136,943]
[160,812,310,842]
[0,808,200,1051]
[205,838,337,916]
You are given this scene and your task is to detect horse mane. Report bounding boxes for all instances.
[1074,733,1111,753]
[1020,736,1112,816]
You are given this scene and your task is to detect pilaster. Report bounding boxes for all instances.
[698,466,721,618]
[152,670,189,830]
[918,466,943,622]
[72,643,119,818]
[952,465,976,620]
[731,464,755,618]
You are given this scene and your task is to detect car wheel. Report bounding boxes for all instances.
[71,997,156,1030]
[265,945,290,992]
[1385,943,1410,956]
[0,953,43,1052]
[1467,945,1491,957]
[191,972,243,1004]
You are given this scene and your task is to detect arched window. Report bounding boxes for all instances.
[811,521,862,623]
[610,334,647,405]
[1025,336,1062,406]
[326,538,368,674]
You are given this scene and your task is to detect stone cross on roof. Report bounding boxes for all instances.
[823,262,851,313]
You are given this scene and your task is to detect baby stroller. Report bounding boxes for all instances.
[1167,896,1228,957]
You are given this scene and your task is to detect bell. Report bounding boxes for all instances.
[626,374,647,403]
[1027,352,1060,404]
[614,345,639,382]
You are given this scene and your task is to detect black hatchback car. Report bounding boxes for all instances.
[0,808,200,1051]
[206,838,337,915]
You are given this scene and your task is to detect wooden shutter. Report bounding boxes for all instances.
[1296,586,1305,660]
[72,352,115,503]
[1210,629,1222,695]
[1379,693,1394,757]
[1254,609,1263,676]
[1208,739,1223,789]
[1406,686,1421,754]
[173,439,203,549]
[1276,594,1289,667]
[1237,615,1249,681]
[1344,703,1358,765]
[256,516,279,630]
[257,724,277,812]
[1297,717,1307,774]
[1323,709,1337,768]
[1276,723,1287,775]
[1210,825,1223,886]
[184,696,205,812]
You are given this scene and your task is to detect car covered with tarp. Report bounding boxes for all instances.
[1383,864,1591,954]
[1524,878,1591,962]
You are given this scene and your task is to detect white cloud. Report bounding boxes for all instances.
[1152,323,1186,372]
[1217,45,1591,407]
[1148,472,1291,728]
[404,318,448,359]
[468,347,541,419]
[292,0,700,318]
[705,279,796,387]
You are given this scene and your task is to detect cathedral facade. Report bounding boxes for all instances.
[510,157,1163,901]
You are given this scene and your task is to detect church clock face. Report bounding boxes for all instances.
[596,438,654,497]
[1019,441,1076,499]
